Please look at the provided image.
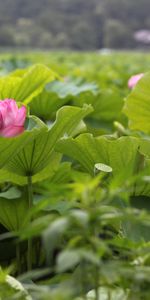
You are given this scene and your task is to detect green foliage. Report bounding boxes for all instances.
[0,115,45,168]
[0,268,31,300]
[30,79,97,121]
[5,105,92,177]
[0,54,150,300]
[124,71,150,133]
[0,190,28,231]
[0,64,56,104]
[56,134,141,177]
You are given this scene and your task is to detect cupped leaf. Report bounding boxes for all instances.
[30,79,97,121]
[29,89,69,121]
[13,64,57,104]
[123,72,150,133]
[4,105,93,177]
[56,134,141,177]
[0,116,46,169]
[0,64,56,104]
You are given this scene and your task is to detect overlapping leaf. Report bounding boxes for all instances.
[29,79,97,120]
[56,134,141,176]
[4,105,93,177]
[0,152,62,185]
[0,116,46,169]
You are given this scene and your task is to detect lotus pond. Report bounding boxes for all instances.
[0,51,150,300]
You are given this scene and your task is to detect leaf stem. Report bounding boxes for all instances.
[27,174,33,271]
[94,266,99,300]
[16,241,21,275]
[80,261,87,299]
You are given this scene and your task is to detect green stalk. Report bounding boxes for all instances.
[107,289,111,300]
[27,175,33,271]
[16,242,21,275]
[94,267,99,300]
[80,261,87,300]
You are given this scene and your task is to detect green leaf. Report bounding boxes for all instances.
[0,169,27,185]
[0,116,46,169]
[0,192,28,231]
[29,89,69,121]
[48,162,72,184]
[6,275,32,299]
[91,88,124,122]
[86,287,127,300]
[30,79,97,121]
[56,134,140,177]
[14,64,56,104]
[123,195,150,242]
[5,105,93,177]
[0,152,62,185]
[0,269,32,300]
[46,79,98,98]
[0,64,56,104]
[32,152,62,183]
[123,218,150,242]
[0,76,21,99]
[43,217,69,262]
[123,72,150,133]
[0,187,21,199]
[57,248,99,273]
[56,249,80,272]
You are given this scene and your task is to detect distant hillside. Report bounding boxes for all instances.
[0,0,150,49]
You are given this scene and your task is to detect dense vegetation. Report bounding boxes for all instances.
[0,51,150,299]
[0,0,150,49]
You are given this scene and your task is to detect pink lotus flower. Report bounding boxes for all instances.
[128,73,144,89]
[0,99,26,137]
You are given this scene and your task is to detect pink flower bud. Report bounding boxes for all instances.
[128,73,144,89]
[0,99,26,137]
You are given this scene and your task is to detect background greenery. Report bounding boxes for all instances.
[0,0,150,49]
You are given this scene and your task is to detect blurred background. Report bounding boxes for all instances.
[0,0,150,51]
